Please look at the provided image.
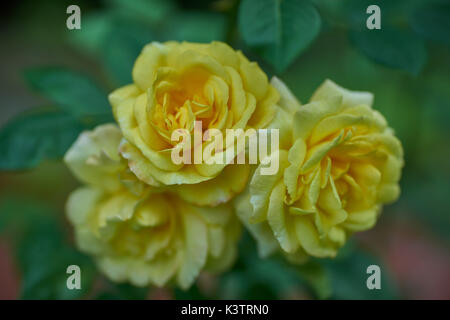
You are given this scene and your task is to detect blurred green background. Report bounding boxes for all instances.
[0,0,449,300]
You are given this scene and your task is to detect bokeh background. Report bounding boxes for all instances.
[0,0,449,300]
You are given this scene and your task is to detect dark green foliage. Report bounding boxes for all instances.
[239,0,321,72]
[350,28,427,75]
[0,108,84,170]
[0,198,96,299]
[24,68,111,118]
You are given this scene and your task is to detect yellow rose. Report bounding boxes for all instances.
[65,124,241,288]
[108,41,293,206]
[236,80,403,259]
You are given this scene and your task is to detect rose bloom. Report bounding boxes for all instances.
[65,124,241,288]
[108,41,293,206]
[236,80,404,260]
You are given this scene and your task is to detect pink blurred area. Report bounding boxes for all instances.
[359,217,450,300]
[0,239,19,299]
[386,225,450,299]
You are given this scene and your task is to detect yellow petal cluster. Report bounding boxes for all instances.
[64,41,404,289]
[108,41,287,206]
[65,124,240,288]
[236,80,403,259]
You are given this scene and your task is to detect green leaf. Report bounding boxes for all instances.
[219,232,310,299]
[296,260,332,299]
[323,244,399,299]
[0,198,96,300]
[342,0,418,28]
[102,22,155,85]
[238,0,321,72]
[0,196,52,236]
[350,28,427,75]
[0,108,84,170]
[106,0,175,24]
[18,220,96,300]
[24,67,111,118]
[164,12,228,43]
[70,12,115,54]
[411,2,450,47]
